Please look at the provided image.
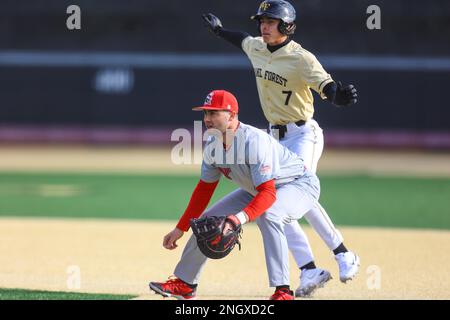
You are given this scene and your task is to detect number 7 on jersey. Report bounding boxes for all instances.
[282,90,292,105]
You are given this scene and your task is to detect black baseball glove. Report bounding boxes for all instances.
[202,13,223,36]
[334,81,358,106]
[190,215,242,259]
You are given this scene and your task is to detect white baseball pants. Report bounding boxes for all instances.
[270,119,344,267]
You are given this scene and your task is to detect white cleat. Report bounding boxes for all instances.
[295,268,332,298]
[335,251,360,283]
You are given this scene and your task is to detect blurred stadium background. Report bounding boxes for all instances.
[0,0,449,300]
[0,0,449,146]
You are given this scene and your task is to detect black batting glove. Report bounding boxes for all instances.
[202,13,223,35]
[334,81,358,106]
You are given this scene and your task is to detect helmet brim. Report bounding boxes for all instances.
[250,13,282,20]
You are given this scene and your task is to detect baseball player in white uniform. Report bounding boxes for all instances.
[150,90,323,300]
[202,0,360,297]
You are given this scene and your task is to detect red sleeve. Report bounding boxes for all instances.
[242,179,277,221]
[176,179,219,232]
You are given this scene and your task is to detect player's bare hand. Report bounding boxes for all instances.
[202,13,223,35]
[223,215,241,234]
[163,228,184,250]
[223,221,234,234]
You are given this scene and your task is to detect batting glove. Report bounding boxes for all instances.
[334,81,358,106]
[202,13,223,35]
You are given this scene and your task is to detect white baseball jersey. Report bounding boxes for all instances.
[200,122,307,195]
[242,36,333,125]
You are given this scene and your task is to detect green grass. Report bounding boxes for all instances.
[0,172,449,230]
[0,288,135,300]
[318,175,450,229]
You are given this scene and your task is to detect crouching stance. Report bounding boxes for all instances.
[150,90,322,300]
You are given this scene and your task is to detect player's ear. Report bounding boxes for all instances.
[229,111,237,121]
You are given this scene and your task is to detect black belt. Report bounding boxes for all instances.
[270,120,306,140]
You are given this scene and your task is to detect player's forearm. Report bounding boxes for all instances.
[216,28,250,49]
[176,179,219,231]
[241,179,277,221]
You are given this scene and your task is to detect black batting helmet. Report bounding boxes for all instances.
[251,0,296,35]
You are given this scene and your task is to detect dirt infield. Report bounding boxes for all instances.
[1,146,450,177]
[1,218,449,300]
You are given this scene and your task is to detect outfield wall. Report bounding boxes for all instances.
[0,1,449,147]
